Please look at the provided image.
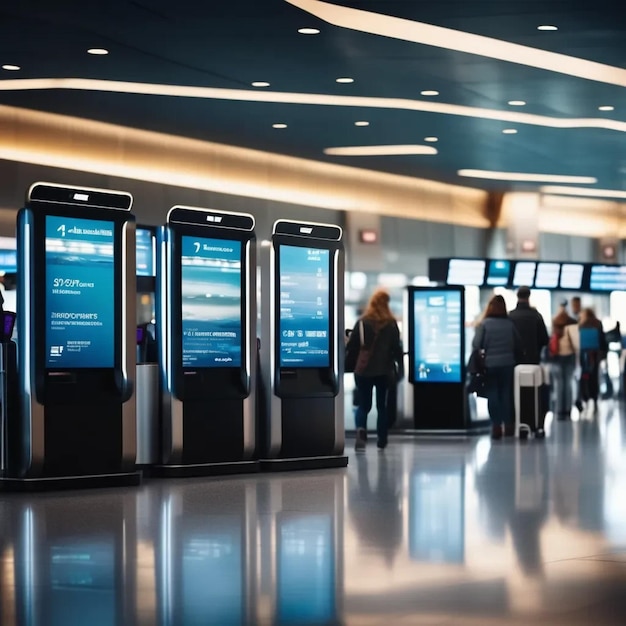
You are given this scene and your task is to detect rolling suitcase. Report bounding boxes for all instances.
[514,364,547,440]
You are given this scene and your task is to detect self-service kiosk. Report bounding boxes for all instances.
[259,220,347,470]
[7,182,139,488]
[153,206,257,476]
[406,285,488,432]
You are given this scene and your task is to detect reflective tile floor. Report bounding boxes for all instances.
[1,405,626,625]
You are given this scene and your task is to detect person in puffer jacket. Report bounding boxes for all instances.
[473,295,523,439]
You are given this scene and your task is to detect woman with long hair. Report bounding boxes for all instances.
[473,294,522,439]
[346,289,402,450]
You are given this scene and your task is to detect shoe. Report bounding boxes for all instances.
[491,424,502,440]
[355,428,367,451]
[504,424,515,437]
[377,440,387,450]
[575,400,583,413]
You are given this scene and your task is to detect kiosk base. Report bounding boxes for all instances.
[260,455,348,472]
[146,460,260,478]
[0,471,142,493]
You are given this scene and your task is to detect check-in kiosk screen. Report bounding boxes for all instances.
[589,265,626,291]
[181,236,242,368]
[412,290,462,383]
[279,245,330,367]
[136,228,154,277]
[45,216,115,368]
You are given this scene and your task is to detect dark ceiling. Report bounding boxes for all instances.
[1,0,625,195]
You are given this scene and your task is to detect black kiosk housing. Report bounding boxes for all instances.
[259,220,347,470]
[154,206,258,476]
[9,182,139,488]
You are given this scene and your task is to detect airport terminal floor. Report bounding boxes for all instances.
[1,404,626,625]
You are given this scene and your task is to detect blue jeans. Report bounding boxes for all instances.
[485,365,514,427]
[551,354,575,414]
[354,374,389,445]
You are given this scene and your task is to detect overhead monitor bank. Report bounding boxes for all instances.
[156,206,257,475]
[13,183,138,484]
[259,220,346,469]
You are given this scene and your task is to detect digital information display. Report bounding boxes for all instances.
[512,261,536,287]
[446,259,485,286]
[412,290,462,383]
[136,228,154,277]
[559,264,584,289]
[534,262,560,288]
[181,236,242,368]
[46,216,115,368]
[486,260,510,286]
[589,265,626,291]
[279,245,330,367]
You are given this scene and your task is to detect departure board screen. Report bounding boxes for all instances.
[512,261,536,287]
[45,216,115,368]
[181,236,242,368]
[411,289,462,383]
[534,262,560,288]
[559,264,584,289]
[279,245,330,367]
[136,228,155,277]
[446,259,485,286]
[589,265,626,291]
[486,260,510,286]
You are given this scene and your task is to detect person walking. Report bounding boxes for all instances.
[574,307,608,413]
[346,289,403,451]
[508,286,549,364]
[550,299,577,420]
[472,294,523,439]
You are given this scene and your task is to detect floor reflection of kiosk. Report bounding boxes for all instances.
[13,491,136,626]
[155,482,256,626]
[154,206,257,476]
[259,220,347,470]
[10,182,139,487]
[407,286,477,431]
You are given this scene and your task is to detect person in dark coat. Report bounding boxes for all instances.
[508,286,549,365]
[472,295,523,439]
[346,289,402,451]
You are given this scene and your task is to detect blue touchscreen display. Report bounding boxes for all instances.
[279,245,330,367]
[181,236,242,368]
[46,216,115,368]
[412,290,462,383]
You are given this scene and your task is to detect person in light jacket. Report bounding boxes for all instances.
[551,299,577,420]
[473,294,523,439]
[346,289,402,451]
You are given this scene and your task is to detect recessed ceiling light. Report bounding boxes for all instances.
[87,48,109,55]
[537,25,558,31]
[272,123,287,129]
[458,170,597,184]
[251,81,270,88]
[354,121,370,127]
[502,128,518,134]
[508,100,526,106]
[2,64,20,71]
[336,77,354,84]
[420,90,439,96]
[424,137,438,142]
[298,28,320,35]
[598,105,614,111]
[541,186,626,199]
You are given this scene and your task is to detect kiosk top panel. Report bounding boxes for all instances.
[27,182,133,211]
[273,220,342,241]
[168,206,255,232]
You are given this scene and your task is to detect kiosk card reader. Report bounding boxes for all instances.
[9,182,139,488]
[259,220,347,470]
[154,206,257,476]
